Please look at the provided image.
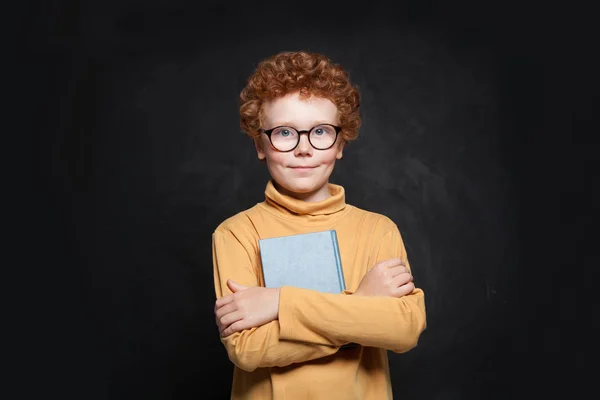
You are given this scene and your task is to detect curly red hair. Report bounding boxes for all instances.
[239,51,361,143]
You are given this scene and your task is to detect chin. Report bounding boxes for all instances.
[285,180,321,193]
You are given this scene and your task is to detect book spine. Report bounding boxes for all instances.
[330,230,346,291]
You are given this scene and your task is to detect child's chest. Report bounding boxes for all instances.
[252,217,379,292]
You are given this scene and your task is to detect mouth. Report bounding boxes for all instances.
[289,166,317,170]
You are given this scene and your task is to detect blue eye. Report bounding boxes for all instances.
[280,130,291,137]
[314,128,324,135]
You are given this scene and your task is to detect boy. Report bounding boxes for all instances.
[212,51,426,399]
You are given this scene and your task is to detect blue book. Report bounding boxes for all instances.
[258,230,346,294]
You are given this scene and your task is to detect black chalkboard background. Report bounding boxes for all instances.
[26,0,594,399]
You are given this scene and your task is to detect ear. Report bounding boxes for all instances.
[335,141,345,160]
[254,137,266,160]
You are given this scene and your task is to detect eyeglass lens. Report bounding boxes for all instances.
[270,125,337,151]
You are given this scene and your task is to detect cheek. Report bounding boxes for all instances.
[316,149,340,165]
[265,151,289,167]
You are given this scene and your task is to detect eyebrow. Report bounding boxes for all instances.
[269,121,335,128]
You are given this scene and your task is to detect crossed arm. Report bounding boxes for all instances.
[212,228,426,372]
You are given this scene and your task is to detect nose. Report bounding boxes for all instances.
[294,133,313,156]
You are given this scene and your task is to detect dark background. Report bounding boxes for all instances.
[26,0,594,399]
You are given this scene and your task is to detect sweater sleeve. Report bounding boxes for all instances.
[212,229,341,372]
[278,225,427,353]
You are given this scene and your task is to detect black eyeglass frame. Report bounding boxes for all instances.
[258,124,342,152]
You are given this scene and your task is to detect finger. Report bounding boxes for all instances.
[378,258,405,269]
[218,311,242,334]
[215,294,234,310]
[227,279,249,293]
[215,301,237,322]
[215,310,242,331]
[392,272,413,287]
[221,319,248,338]
[389,265,410,277]
[393,281,415,298]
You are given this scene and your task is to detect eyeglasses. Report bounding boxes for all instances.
[258,124,342,152]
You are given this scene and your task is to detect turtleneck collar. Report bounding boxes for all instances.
[263,179,347,217]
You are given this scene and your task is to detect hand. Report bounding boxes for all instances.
[354,258,414,298]
[214,279,281,338]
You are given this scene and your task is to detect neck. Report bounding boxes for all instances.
[262,179,347,218]
[273,181,331,202]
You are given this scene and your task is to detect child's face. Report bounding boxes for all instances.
[255,91,344,201]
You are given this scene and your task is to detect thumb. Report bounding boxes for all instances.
[227,279,248,293]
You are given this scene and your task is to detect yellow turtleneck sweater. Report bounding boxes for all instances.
[212,180,426,400]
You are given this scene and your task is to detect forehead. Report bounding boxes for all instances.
[261,92,338,128]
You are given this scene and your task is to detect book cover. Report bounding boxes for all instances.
[258,230,346,294]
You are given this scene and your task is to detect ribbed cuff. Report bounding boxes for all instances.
[278,286,295,340]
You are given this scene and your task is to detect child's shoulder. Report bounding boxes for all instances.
[346,203,399,233]
[213,204,262,235]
